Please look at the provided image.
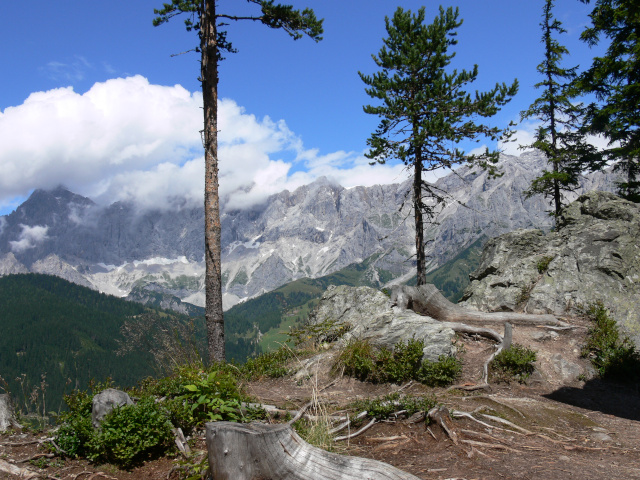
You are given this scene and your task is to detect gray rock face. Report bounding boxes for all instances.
[0,151,619,311]
[308,285,455,361]
[31,254,95,289]
[461,191,640,347]
[91,388,134,428]
[0,253,28,275]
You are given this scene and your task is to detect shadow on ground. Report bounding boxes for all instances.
[544,378,640,421]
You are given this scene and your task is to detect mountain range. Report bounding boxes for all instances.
[0,150,618,311]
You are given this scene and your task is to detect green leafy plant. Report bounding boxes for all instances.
[180,370,244,423]
[86,396,174,468]
[491,344,537,383]
[336,338,461,386]
[240,345,297,380]
[173,451,210,480]
[580,301,640,382]
[536,255,554,274]
[350,392,437,421]
[418,355,463,387]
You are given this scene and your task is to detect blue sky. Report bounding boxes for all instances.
[0,0,603,215]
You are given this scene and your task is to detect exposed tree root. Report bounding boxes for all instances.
[392,284,570,327]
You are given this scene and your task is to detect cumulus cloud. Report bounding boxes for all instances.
[9,225,49,253]
[0,76,409,213]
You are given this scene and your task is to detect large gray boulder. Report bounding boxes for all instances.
[91,388,134,428]
[461,191,640,347]
[308,285,455,361]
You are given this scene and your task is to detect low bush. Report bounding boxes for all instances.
[350,392,437,421]
[581,301,640,382]
[54,364,262,468]
[336,338,461,386]
[239,346,297,379]
[490,344,537,383]
[536,255,554,274]
[86,397,174,467]
[418,355,463,387]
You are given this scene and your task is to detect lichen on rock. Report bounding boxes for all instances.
[461,191,640,347]
[307,284,455,361]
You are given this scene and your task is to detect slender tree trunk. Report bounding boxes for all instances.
[413,148,426,286]
[202,0,225,363]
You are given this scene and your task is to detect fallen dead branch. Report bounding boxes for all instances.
[0,458,40,479]
[392,284,570,327]
[460,439,522,453]
[427,406,458,445]
[335,418,377,441]
[16,452,56,463]
[479,413,533,435]
[0,437,54,447]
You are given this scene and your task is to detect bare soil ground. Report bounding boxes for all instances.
[2,318,639,480]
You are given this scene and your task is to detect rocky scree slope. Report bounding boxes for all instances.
[0,151,617,310]
[461,191,640,348]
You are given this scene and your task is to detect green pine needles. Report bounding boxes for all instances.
[359,6,518,285]
[520,0,598,218]
[577,0,640,202]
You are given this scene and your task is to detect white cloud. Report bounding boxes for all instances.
[42,55,92,83]
[0,76,409,213]
[499,120,616,156]
[9,225,49,252]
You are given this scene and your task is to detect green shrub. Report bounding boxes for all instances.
[336,338,461,386]
[491,344,537,383]
[86,396,174,468]
[240,346,297,379]
[350,392,437,421]
[336,338,376,381]
[418,355,463,387]
[581,301,640,382]
[55,413,93,458]
[536,256,554,274]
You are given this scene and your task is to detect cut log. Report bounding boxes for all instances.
[206,421,421,480]
[391,284,568,327]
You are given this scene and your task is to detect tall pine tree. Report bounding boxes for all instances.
[153,1,323,363]
[520,0,596,217]
[360,6,517,285]
[578,0,640,202]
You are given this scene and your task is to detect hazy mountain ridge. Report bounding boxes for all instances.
[0,151,618,310]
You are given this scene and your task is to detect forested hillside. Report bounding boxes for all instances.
[0,274,200,413]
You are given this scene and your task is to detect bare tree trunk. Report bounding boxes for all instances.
[202,0,225,363]
[206,422,422,480]
[413,151,426,286]
[391,284,568,327]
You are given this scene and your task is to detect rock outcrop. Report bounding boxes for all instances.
[308,285,455,361]
[461,191,640,347]
[91,388,134,428]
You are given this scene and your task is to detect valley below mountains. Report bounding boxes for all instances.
[0,151,617,311]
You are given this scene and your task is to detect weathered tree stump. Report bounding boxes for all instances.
[0,394,21,432]
[391,284,568,326]
[206,422,421,480]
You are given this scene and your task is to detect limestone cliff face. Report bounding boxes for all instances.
[0,151,620,310]
[460,191,640,347]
